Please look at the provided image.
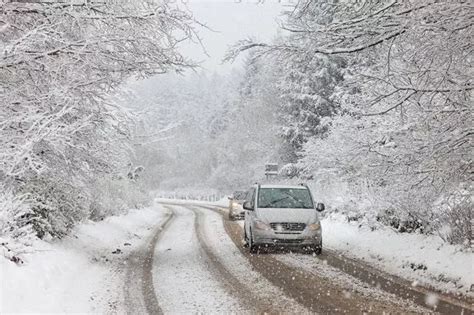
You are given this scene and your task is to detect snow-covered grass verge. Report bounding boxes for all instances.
[0,202,168,314]
[322,213,473,297]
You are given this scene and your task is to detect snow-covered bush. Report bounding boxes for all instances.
[89,177,151,221]
[20,177,90,239]
[0,187,37,261]
[437,191,473,247]
[279,164,300,179]
[0,187,34,241]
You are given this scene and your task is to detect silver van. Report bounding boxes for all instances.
[243,184,325,254]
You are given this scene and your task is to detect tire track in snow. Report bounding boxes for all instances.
[123,206,174,315]
[151,205,242,313]
[277,250,474,315]
[161,202,425,312]
[186,205,300,314]
[194,203,473,314]
[217,208,416,314]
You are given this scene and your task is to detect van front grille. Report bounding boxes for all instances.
[270,222,306,232]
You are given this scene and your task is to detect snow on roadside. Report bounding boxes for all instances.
[157,197,229,208]
[322,213,474,297]
[0,202,169,314]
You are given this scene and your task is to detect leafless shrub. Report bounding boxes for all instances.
[437,191,473,247]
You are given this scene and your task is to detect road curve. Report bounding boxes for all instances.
[151,204,309,313]
[194,203,474,314]
[151,205,243,313]
[129,201,473,314]
[211,207,423,313]
[160,202,424,313]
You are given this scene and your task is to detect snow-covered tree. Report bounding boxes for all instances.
[277,52,345,161]
[0,0,199,239]
[295,0,473,244]
[227,0,472,245]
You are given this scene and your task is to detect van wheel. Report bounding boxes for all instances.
[310,241,322,255]
[243,230,249,248]
[248,230,258,254]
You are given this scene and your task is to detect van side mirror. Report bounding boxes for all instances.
[243,201,254,211]
[316,203,325,212]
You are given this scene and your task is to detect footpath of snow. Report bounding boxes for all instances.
[0,203,168,314]
[322,213,474,297]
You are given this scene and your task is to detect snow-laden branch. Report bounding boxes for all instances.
[0,0,202,239]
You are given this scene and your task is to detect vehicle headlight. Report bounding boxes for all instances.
[308,222,321,231]
[255,220,271,230]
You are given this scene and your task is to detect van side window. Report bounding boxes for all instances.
[244,190,251,202]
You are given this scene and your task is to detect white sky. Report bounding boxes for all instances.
[180,0,291,73]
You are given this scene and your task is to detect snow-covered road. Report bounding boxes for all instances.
[148,202,472,314]
[152,204,308,313]
[2,200,472,314]
[152,205,242,313]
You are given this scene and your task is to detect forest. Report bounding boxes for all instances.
[1,0,472,252]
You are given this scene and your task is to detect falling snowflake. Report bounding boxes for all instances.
[425,293,439,308]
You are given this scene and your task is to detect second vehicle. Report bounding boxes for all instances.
[228,190,247,220]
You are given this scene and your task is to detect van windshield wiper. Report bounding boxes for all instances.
[262,193,312,209]
[283,193,313,208]
[261,196,290,208]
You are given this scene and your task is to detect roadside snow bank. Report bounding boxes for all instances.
[322,213,473,296]
[157,197,229,208]
[0,203,168,314]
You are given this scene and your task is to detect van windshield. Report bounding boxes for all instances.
[258,188,314,209]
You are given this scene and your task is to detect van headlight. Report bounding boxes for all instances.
[255,220,271,230]
[308,222,321,231]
